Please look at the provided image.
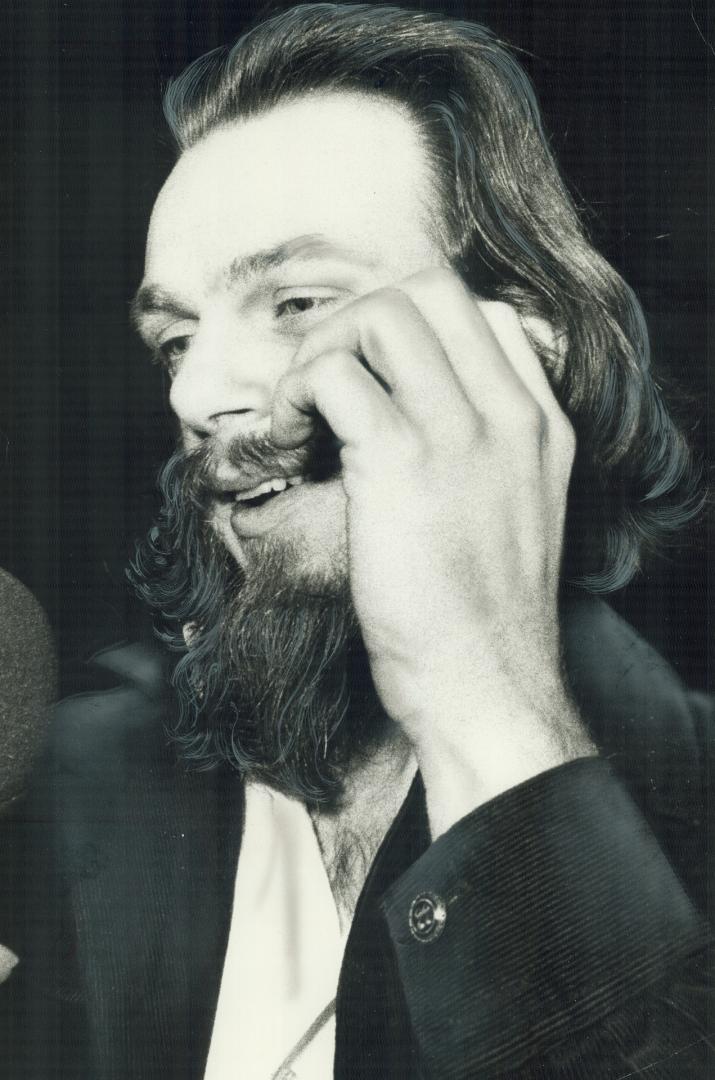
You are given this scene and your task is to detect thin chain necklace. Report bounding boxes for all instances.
[270,998,337,1080]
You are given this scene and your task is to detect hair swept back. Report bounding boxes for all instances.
[161,3,702,592]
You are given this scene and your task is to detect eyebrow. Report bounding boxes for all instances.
[225,234,376,285]
[131,234,375,332]
[129,288,196,331]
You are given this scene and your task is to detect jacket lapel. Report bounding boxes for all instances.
[335,773,431,1079]
[58,654,245,1079]
[63,595,701,1077]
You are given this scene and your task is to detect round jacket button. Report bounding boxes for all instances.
[408,891,447,943]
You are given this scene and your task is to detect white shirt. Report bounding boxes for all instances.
[204,782,348,1080]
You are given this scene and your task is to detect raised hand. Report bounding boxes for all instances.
[272,269,595,835]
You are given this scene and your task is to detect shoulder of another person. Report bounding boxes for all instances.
[0,568,55,684]
[0,568,51,625]
[51,639,172,781]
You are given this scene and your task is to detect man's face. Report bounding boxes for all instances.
[138,92,445,582]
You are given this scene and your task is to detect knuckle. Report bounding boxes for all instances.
[522,403,577,465]
[356,288,414,347]
[450,408,483,446]
[431,410,483,464]
[479,299,520,327]
[504,397,546,439]
[552,412,577,461]
[394,422,431,468]
[404,266,469,304]
[533,404,550,442]
[493,400,550,458]
[409,266,459,290]
[361,286,409,318]
[311,347,352,383]
[522,313,559,354]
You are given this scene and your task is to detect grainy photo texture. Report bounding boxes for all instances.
[0,2,712,1078]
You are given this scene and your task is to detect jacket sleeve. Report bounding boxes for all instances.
[381,755,714,1078]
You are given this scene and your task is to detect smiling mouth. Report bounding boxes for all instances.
[214,474,318,516]
[209,427,342,518]
[232,474,306,510]
[218,471,342,540]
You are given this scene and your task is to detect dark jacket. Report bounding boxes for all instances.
[5,594,715,1077]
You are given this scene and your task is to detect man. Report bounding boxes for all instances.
[15,4,712,1078]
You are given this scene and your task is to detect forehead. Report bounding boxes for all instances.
[144,92,441,287]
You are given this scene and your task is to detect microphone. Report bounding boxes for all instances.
[0,569,56,818]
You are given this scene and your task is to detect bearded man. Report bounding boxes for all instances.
[13,5,713,1078]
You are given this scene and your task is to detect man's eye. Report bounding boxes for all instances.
[275,295,337,320]
[155,335,192,369]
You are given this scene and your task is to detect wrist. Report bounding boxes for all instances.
[414,696,597,839]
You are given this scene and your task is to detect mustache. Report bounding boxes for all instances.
[182,423,343,504]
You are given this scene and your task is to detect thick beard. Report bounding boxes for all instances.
[129,446,385,804]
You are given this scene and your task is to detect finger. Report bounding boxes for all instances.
[478,304,576,462]
[478,303,563,418]
[290,287,470,432]
[397,270,574,461]
[271,347,402,450]
[395,269,534,415]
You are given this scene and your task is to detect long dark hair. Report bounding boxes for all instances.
[157,2,701,593]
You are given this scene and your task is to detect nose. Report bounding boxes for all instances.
[169,323,288,445]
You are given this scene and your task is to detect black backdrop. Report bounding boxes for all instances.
[0,0,711,690]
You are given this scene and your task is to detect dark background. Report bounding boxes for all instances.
[0,0,711,691]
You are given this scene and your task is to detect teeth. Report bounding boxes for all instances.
[234,475,304,502]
